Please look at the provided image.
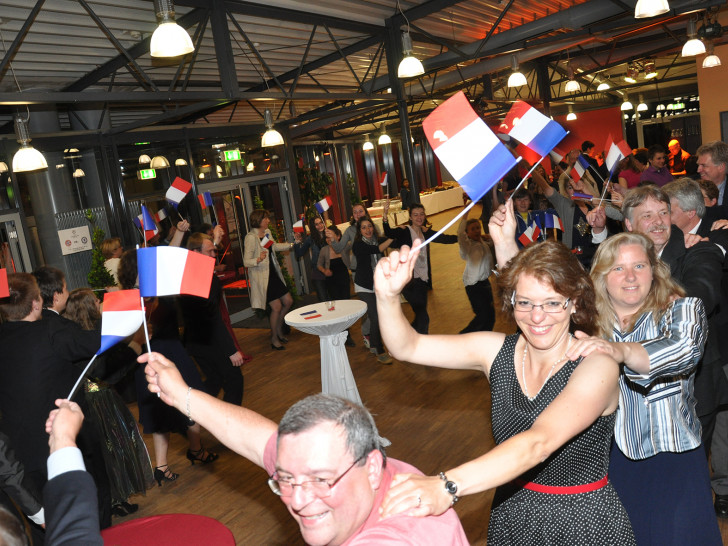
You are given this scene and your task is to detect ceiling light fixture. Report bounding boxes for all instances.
[637,95,649,111]
[139,154,151,164]
[507,54,527,88]
[150,0,194,58]
[624,64,639,83]
[150,155,170,169]
[566,107,577,121]
[12,114,47,173]
[643,59,658,79]
[261,109,284,147]
[363,133,374,151]
[564,65,580,93]
[378,124,391,145]
[0,162,8,173]
[621,96,634,111]
[398,31,425,78]
[72,168,85,178]
[175,158,188,166]
[682,17,706,57]
[703,42,722,68]
[246,162,255,172]
[634,0,670,18]
[597,81,611,91]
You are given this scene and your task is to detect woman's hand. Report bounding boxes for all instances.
[488,199,516,246]
[380,473,452,519]
[294,232,302,243]
[567,331,626,362]
[258,250,268,263]
[383,200,390,216]
[374,242,421,299]
[323,268,333,277]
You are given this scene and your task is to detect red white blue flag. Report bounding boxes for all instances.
[134,206,158,241]
[166,177,192,205]
[260,233,274,249]
[98,289,144,355]
[518,223,541,247]
[499,101,567,157]
[603,135,633,173]
[543,211,564,231]
[423,91,518,202]
[137,246,215,299]
[198,191,213,209]
[315,196,333,213]
[293,217,305,233]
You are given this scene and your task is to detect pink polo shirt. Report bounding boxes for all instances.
[263,433,469,545]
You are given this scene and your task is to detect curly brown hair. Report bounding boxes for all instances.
[497,240,597,335]
[63,288,100,330]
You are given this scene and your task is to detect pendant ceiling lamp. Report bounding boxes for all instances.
[507,54,527,88]
[363,134,374,151]
[634,0,670,18]
[682,18,706,57]
[150,155,170,169]
[378,125,391,145]
[261,109,284,147]
[150,0,194,58]
[398,31,425,78]
[703,42,721,68]
[12,115,47,173]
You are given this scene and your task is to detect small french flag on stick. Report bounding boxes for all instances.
[98,289,144,355]
[570,158,588,184]
[571,191,593,201]
[423,91,518,203]
[166,177,192,205]
[134,206,158,241]
[155,208,167,223]
[315,196,333,214]
[293,217,305,233]
[260,234,275,249]
[379,172,388,186]
[198,191,213,209]
[137,246,215,299]
[518,224,541,247]
[603,135,633,174]
[499,101,567,157]
[0,268,8,299]
[543,212,564,231]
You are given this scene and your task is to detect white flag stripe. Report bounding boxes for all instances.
[154,246,187,296]
[605,144,623,172]
[100,310,144,336]
[508,107,549,145]
[166,187,187,203]
[436,119,501,181]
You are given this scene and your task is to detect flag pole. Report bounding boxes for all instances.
[507,155,545,200]
[418,200,478,249]
[67,354,98,400]
[598,159,621,206]
[135,245,153,358]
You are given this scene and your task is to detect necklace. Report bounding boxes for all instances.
[521,335,573,401]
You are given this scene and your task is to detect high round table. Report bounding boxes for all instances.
[101,513,235,544]
[285,299,366,404]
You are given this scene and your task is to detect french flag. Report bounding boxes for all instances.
[518,223,541,247]
[293,217,305,233]
[0,268,7,298]
[549,147,565,164]
[543,212,564,231]
[134,206,158,241]
[166,177,192,205]
[423,91,518,203]
[137,246,215,299]
[571,191,593,201]
[98,289,144,354]
[570,156,589,184]
[260,234,274,249]
[198,191,213,209]
[603,135,633,174]
[155,208,167,223]
[379,172,388,186]
[315,196,333,214]
[499,101,567,157]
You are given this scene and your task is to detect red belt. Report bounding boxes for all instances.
[515,475,608,495]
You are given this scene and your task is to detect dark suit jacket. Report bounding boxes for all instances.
[43,470,102,545]
[661,226,728,417]
[697,205,728,237]
[180,276,237,357]
[0,318,98,475]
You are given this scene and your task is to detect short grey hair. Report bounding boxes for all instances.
[697,140,728,168]
[278,394,386,465]
[622,185,671,224]
[663,178,706,219]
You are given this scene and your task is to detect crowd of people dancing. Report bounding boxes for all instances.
[2,137,728,546]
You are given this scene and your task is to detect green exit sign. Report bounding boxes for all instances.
[224,150,241,162]
[139,169,156,179]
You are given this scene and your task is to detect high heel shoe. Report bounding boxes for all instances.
[186,446,219,465]
[154,464,179,486]
[278,336,289,344]
[270,343,285,351]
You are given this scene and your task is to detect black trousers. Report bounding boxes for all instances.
[187,344,244,406]
[402,278,429,335]
[461,279,495,333]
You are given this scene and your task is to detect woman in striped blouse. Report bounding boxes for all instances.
[573,232,720,546]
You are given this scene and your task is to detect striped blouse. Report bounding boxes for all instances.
[611,297,707,460]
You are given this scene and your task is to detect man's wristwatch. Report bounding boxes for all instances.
[438,472,459,505]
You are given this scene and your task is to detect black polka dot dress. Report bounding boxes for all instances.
[487,334,635,545]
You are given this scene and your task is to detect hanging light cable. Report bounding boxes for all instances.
[682,17,706,57]
[396,0,424,78]
[12,113,47,173]
[150,0,194,57]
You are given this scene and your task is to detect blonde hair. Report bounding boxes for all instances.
[590,232,684,337]
[101,237,121,259]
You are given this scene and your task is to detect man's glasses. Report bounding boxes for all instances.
[268,454,366,498]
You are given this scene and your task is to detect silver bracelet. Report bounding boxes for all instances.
[186,387,192,419]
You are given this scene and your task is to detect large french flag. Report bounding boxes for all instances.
[166,177,192,205]
[499,101,567,157]
[315,196,333,213]
[423,91,518,203]
[98,289,144,354]
[137,246,215,299]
